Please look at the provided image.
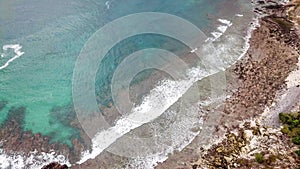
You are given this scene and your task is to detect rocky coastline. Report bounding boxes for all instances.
[156,0,300,168]
[0,106,87,166]
[0,0,299,169]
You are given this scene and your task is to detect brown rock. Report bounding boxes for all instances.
[41,162,68,169]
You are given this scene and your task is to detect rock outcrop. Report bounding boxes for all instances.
[41,162,68,169]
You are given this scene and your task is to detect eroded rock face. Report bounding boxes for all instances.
[193,119,299,169]
[41,162,68,169]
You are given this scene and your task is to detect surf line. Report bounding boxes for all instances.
[0,44,25,70]
[77,68,210,164]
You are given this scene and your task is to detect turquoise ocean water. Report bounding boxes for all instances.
[0,0,247,146]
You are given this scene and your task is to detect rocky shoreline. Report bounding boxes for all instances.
[0,106,87,166]
[156,0,300,168]
[0,0,299,169]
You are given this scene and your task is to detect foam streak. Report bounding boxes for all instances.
[0,44,25,70]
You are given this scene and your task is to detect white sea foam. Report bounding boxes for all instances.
[218,19,232,26]
[76,7,266,167]
[217,25,229,33]
[0,149,70,169]
[125,153,168,169]
[190,47,198,53]
[238,16,260,60]
[208,18,232,41]
[77,67,211,164]
[210,32,223,40]
[78,14,260,167]
[235,14,244,17]
[205,16,261,69]
[125,119,201,169]
[105,1,110,9]
[125,104,204,169]
[0,44,25,70]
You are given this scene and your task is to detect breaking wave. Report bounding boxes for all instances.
[78,7,260,167]
[0,149,70,169]
[0,44,25,70]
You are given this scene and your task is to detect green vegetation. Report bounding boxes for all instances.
[279,112,300,156]
[255,153,264,164]
[295,150,300,156]
[292,136,300,145]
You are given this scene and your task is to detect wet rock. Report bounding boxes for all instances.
[41,162,68,169]
[0,106,87,164]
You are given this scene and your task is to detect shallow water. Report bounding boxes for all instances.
[0,0,231,144]
[0,0,255,167]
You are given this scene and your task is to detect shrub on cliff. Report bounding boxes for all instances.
[292,136,300,145]
[255,153,264,164]
[279,112,300,156]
